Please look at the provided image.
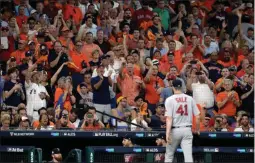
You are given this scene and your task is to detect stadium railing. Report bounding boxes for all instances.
[33,147,43,162]
[0,130,253,138]
[85,146,254,163]
[63,149,82,163]
[95,109,145,129]
[0,146,42,162]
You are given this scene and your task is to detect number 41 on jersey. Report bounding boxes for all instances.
[176,104,188,116]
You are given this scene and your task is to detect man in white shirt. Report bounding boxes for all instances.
[77,16,97,38]
[78,0,98,16]
[25,71,49,121]
[92,54,117,82]
[203,35,219,58]
[153,38,168,56]
[69,108,81,129]
[137,39,150,60]
[191,70,215,116]
[234,114,254,132]
[163,31,183,52]
[131,112,149,131]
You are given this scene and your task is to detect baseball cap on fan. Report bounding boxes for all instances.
[164,30,174,36]
[40,44,48,51]
[28,40,35,45]
[25,50,33,57]
[52,148,61,155]
[168,52,175,56]
[123,134,132,141]
[19,116,30,124]
[156,102,164,107]
[117,96,127,104]
[152,59,159,66]
[30,9,37,15]
[228,66,237,71]
[79,82,87,88]
[100,54,110,60]
[246,3,253,8]
[172,79,182,88]
[142,0,149,6]
[21,116,29,122]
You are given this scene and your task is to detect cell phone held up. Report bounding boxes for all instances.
[190,60,197,64]
[195,71,202,76]
[1,37,9,49]
[37,64,43,71]
[10,57,16,62]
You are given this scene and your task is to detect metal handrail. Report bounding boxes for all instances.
[95,110,146,129]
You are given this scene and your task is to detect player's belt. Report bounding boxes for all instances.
[33,110,38,112]
[172,125,192,129]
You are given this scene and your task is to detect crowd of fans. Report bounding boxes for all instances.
[0,0,254,132]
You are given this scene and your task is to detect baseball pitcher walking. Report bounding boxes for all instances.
[164,79,200,162]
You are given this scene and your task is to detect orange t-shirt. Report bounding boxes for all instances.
[59,36,74,51]
[122,64,141,77]
[82,43,103,61]
[63,4,83,26]
[70,50,90,72]
[218,59,236,68]
[10,50,26,65]
[108,35,118,46]
[116,33,133,45]
[192,0,216,11]
[214,78,238,93]
[161,50,183,71]
[236,54,246,67]
[236,69,246,78]
[36,55,48,64]
[144,76,164,104]
[158,60,171,75]
[54,88,72,112]
[82,124,101,131]
[32,120,54,129]
[118,74,141,106]
[186,45,205,61]
[216,91,239,116]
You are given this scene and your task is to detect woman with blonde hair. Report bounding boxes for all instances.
[1,114,11,130]
[221,114,234,132]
